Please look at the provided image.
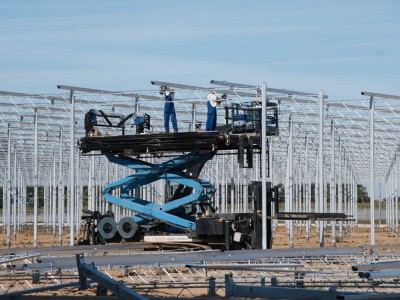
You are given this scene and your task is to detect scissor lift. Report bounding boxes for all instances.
[79,102,280,249]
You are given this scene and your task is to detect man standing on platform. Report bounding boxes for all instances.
[206,90,225,131]
[163,89,178,133]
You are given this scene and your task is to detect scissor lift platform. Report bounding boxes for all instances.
[79,130,267,156]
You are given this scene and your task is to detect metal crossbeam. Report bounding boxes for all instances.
[361,91,400,100]
[210,79,329,98]
[76,254,148,300]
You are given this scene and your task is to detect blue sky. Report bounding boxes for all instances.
[0,0,399,99]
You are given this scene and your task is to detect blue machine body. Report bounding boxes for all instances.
[103,151,215,232]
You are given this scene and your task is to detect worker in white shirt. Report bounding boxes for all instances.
[206,90,224,131]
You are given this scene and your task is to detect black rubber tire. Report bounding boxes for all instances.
[117,217,138,239]
[98,217,117,240]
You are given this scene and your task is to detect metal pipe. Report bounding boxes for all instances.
[304,134,310,242]
[13,147,17,240]
[396,154,398,233]
[338,138,343,237]
[69,90,75,246]
[58,128,64,246]
[52,150,57,235]
[318,91,324,247]
[288,116,294,248]
[370,96,375,246]
[221,156,226,213]
[76,146,82,232]
[6,123,11,247]
[33,109,38,247]
[330,119,336,246]
[261,82,267,249]
[230,155,235,213]
[17,163,22,231]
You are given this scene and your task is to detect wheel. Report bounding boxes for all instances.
[98,217,117,240]
[117,217,138,239]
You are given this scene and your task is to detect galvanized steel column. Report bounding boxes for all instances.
[43,174,49,227]
[106,159,110,213]
[369,96,375,246]
[58,128,64,246]
[6,123,11,247]
[33,109,38,247]
[2,180,5,234]
[338,138,343,237]
[261,82,268,249]
[221,156,226,213]
[230,155,235,213]
[285,115,294,247]
[395,154,398,233]
[52,151,57,235]
[243,168,248,212]
[216,156,220,212]
[13,147,17,240]
[318,91,324,247]
[76,147,82,232]
[304,134,310,241]
[18,166,23,231]
[330,119,336,246]
[69,90,75,246]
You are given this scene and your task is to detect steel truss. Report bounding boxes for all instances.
[2,247,400,298]
[1,79,400,296]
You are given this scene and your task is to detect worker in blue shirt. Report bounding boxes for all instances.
[206,91,223,131]
[85,109,98,136]
[164,90,178,133]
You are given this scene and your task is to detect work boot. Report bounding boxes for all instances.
[173,129,178,133]
[165,128,169,133]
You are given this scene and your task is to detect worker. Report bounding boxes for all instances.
[164,90,178,133]
[84,109,98,136]
[206,91,223,131]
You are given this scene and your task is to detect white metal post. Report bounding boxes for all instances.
[6,123,11,247]
[369,96,375,246]
[330,119,336,246]
[13,147,17,240]
[261,82,268,249]
[76,147,82,232]
[221,156,226,213]
[58,128,64,246]
[395,154,398,233]
[318,91,325,247]
[69,90,75,246]
[216,157,220,212]
[304,134,310,241]
[230,155,235,213]
[33,109,38,248]
[52,150,57,235]
[288,116,294,248]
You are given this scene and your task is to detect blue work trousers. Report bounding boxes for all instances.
[164,111,178,131]
[206,102,217,131]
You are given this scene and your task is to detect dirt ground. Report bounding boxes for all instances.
[1,223,400,298]
[272,222,400,248]
[0,222,398,249]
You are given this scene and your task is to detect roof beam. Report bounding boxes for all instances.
[57,85,159,101]
[210,80,328,98]
[361,91,400,100]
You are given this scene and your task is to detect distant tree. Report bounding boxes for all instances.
[357,184,369,203]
